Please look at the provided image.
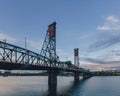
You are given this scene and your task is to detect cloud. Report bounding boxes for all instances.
[0,32,16,43]
[81,62,120,71]
[81,55,120,65]
[89,35,120,51]
[112,50,120,56]
[81,16,120,71]
[97,16,120,31]
[81,55,120,71]
[106,16,119,23]
[81,57,106,64]
[89,15,120,52]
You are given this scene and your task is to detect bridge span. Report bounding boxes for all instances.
[0,22,92,94]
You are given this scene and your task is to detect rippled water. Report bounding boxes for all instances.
[0,76,120,96]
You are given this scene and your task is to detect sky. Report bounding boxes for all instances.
[0,0,120,71]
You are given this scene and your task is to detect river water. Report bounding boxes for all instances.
[0,76,120,96]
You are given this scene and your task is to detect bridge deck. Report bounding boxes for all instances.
[0,61,90,74]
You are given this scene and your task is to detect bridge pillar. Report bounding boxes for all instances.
[74,72,80,82]
[48,70,58,96]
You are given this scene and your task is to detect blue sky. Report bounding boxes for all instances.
[0,0,120,71]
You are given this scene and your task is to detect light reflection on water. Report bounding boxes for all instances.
[0,76,120,96]
[0,76,48,96]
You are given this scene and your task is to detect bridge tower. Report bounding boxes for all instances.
[74,48,79,67]
[40,22,59,66]
[40,22,58,94]
[74,48,80,82]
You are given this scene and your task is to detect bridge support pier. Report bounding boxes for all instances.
[74,72,80,82]
[48,70,58,96]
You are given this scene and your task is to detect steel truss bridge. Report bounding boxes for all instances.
[0,22,91,75]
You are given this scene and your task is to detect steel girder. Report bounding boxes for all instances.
[0,41,74,69]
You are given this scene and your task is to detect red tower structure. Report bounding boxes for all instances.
[74,48,79,67]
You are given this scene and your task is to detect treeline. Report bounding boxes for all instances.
[92,71,120,76]
[0,71,73,77]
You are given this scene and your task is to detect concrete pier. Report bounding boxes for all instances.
[48,70,57,86]
[48,70,58,96]
[74,72,80,82]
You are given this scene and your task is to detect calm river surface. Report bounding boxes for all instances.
[0,76,120,96]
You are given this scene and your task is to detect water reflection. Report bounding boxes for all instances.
[47,84,57,96]
[47,79,87,96]
[1,76,119,96]
[0,76,90,96]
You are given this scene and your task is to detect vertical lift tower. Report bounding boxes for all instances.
[74,48,79,67]
[74,48,80,82]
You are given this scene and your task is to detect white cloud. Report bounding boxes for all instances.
[97,16,120,31]
[89,15,120,52]
[97,26,111,31]
[82,15,120,71]
[0,32,16,43]
[106,16,119,23]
